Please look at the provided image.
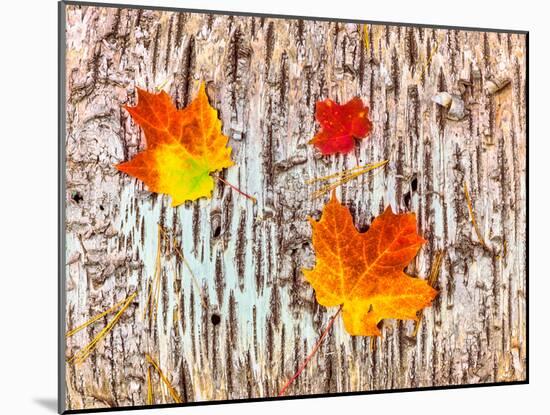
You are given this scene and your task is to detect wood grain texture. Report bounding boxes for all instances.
[63,4,527,411]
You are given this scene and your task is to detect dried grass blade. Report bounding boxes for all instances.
[413,250,444,337]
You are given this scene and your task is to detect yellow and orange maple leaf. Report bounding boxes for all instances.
[303,192,438,336]
[116,83,234,207]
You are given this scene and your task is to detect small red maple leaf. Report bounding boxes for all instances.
[309,97,373,155]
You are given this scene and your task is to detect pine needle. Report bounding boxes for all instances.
[66,296,130,338]
[67,291,137,365]
[428,251,444,287]
[151,225,164,321]
[413,250,444,337]
[363,24,370,52]
[309,160,388,199]
[417,36,440,83]
[155,78,170,92]
[151,250,162,322]
[142,279,153,321]
[306,163,377,184]
[158,225,209,310]
[143,225,163,321]
[425,38,439,69]
[145,353,182,403]
[464,182,489,250]
[146,366,153,405]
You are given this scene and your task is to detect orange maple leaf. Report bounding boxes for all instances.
[116,83,234,207]
[303,192,438,336]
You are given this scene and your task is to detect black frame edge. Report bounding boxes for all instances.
[63,381,528,414]
[524,30,529,385]
[58,1,68,414]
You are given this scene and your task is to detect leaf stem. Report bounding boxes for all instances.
[214,175,257,203]
[278,305,343,397]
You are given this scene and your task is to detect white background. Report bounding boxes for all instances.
[0,0,544,413]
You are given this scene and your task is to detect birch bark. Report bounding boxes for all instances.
[63,4,527,410]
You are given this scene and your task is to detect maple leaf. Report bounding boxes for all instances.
[303,192,437,336]
[116,83,234,207]
[309,97,373,155]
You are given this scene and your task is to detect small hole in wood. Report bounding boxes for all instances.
[72,191,83,204]
[99,205,105,211]
[211,313,221,325]
[411,176,418,192]
[210,211,222,238]
[404,191,411,209]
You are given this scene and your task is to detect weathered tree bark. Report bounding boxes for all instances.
[63,3,527,411]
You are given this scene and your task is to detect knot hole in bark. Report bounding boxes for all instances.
[211,313,221,325]
[71,191,84,204]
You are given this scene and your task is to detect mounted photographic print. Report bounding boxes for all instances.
[58,1,528,413]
